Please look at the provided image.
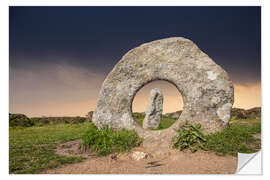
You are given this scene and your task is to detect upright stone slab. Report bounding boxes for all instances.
[143,88,163,129]
[92,37,234,147]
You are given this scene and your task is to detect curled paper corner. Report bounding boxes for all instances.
[236,151,262,174]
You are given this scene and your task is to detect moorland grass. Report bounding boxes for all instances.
[135,116,177,130]
[205,122,261,156]
[80,126,142,155]
[9,115,261,174]
[9,122,95,174]
[173,120,261,156]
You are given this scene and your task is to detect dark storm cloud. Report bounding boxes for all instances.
[9,7,261,116]
[10,6,261,85]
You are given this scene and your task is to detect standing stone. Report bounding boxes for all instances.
[143,88,163,129]
[92,37,234,147]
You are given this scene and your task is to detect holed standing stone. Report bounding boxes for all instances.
[92,37,234,147]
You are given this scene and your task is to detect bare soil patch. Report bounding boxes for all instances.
[250,133,261,151]
[253,133,261,139]
[41,139,237,174]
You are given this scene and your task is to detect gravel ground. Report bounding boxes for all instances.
[41,140,237,174]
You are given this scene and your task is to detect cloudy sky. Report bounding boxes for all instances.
[9,7,261,117]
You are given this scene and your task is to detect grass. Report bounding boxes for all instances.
[9,122,94,174]
[80,125,142,155]
[173,120,261,156]
[205,122,261,156]
[230,117,261,125]
[136,114,261,155]
[135,115,177,130]
[9,114,261,174]
[10,122,142,173]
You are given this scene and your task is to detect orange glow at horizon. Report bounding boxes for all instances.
[10,82,261,118]
[233,83,261,109]
[132,80,183,114]
[9,65,261,117]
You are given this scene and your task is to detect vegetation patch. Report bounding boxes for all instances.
[9,122,94,174]
[173,120,261,156]
[9,109,261,174]
[9,113,34,127]
[31,116,87,126]
[173,123,206,152]
[80,125,142,156]
[205,122,261,156]
[9,113,88,127]
[135,115,177,130]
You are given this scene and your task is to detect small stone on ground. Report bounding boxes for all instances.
[131,151,148,161]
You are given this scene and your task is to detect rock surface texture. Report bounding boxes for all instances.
[131,151,148,161]
[143,88,163,129]
[92,37,234,148]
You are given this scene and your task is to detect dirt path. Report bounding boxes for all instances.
[41,140,237,174]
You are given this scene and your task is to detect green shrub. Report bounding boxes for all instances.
[29,116,87,126]
[40,118,50,125]
[70,117,86,124]
[9,113,34,127]
[30,117,42,125]
[173,123,206,152]
[80,125,142,155]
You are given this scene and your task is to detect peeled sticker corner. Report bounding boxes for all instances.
[236,151,262,174]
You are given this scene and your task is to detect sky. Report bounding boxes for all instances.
[9,7,261,117]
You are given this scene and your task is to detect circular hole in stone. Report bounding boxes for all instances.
[132,80,183,130]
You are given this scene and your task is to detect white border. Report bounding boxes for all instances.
[2,0,269,179]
